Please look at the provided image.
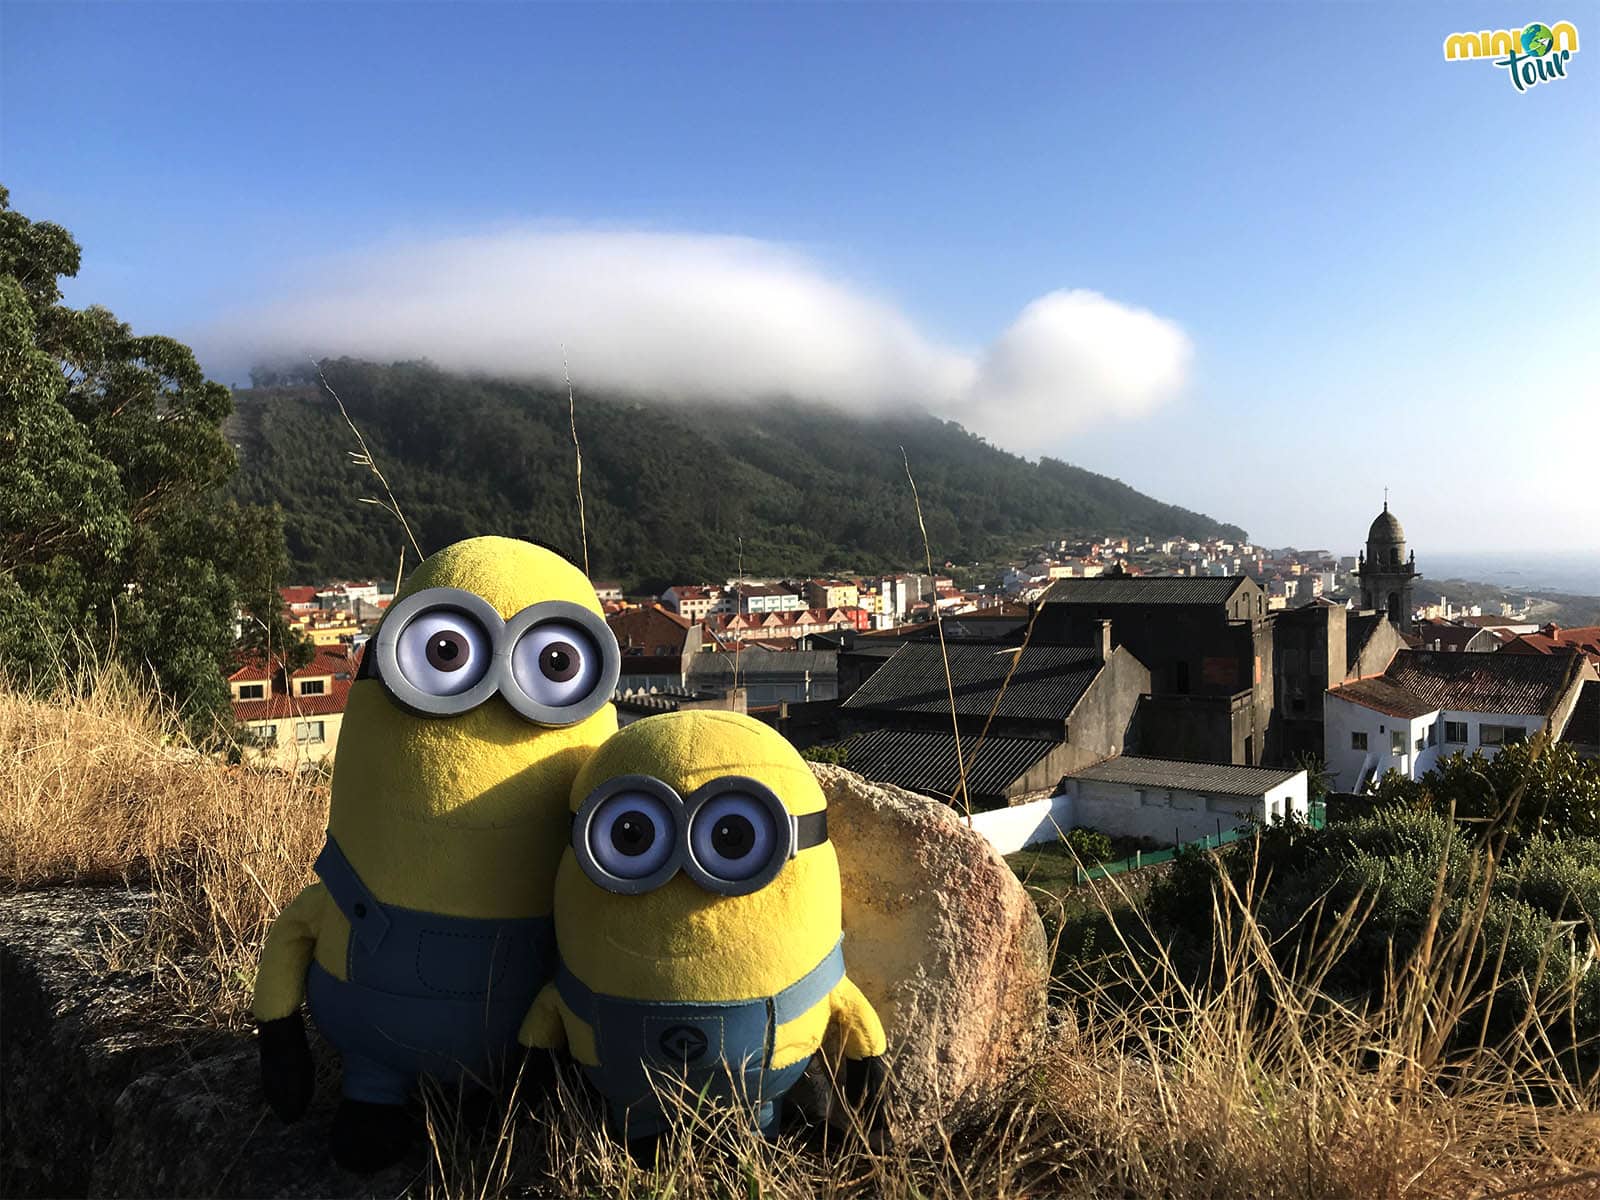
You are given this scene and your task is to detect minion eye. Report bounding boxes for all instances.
[511,621,603,709]
[689,792,779,883]
[395,609,492,696]
[589,791,676,879]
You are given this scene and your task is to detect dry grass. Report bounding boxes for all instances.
[5,670,1599,1198]
[1,660,326,1024]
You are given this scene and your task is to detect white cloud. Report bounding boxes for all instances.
[199,230,1192,450]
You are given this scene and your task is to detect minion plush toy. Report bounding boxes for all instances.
[251,536,621,1171]
[519,710,888,1149]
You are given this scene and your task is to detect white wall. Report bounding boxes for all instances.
[1325,692,1547,792]
[970,772,1309,855]
[1324,692,1439,792]
[968,794,1074,855]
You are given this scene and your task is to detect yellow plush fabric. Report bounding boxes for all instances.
[528,711,884,1072]
[251,536,617,1018]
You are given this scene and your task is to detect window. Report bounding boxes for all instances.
[1391,730,1407,756]
[1415,735,1425,752]
[1174,660,1191,694]
[1504,726,1527,744]
[1444,721,1468,744]
[298,679,325,696]
[1351,731,1368,751]
[1480,725,1505,746]
[237,683,265,700]
[252,724,278,746]
[1427,724,1438,748]
[295,720,326,744]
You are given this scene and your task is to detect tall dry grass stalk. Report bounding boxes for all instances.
[561,345,591,579]
[5,669,1598,1196]
[311,357,425,562]
[900,446,971,819]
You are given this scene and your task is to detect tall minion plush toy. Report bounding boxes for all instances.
[251,536,621,1171]
[519,710,888,1149]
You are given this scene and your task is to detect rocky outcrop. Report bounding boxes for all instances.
[0,888,414,1198]
[806,763,1051,1136]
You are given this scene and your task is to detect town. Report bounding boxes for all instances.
[229,500,1600,857]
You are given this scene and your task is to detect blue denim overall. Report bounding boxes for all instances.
[556,938,844,1139]
[305,834,556,1106]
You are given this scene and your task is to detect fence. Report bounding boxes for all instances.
[1072,798,1328,884]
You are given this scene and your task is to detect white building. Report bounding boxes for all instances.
[970,756,1309,855]
[1324,650,1594,793]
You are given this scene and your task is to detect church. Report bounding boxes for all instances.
[1356,498,1418,632]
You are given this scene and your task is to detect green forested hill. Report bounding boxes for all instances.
[229,360,1245,590]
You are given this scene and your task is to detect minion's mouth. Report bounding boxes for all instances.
[604,932,699,962]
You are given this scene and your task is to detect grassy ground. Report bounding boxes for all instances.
[6,670,1600,1198]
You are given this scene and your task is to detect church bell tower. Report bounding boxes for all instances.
[1357,496,1418,631]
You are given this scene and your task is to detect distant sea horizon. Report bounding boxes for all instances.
[1416,551,1600,599]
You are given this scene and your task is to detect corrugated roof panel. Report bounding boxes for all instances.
[840,642,1102,721]
[1041,576,1250,607]
[837,728,1060,800]
[1066,755,1300,796]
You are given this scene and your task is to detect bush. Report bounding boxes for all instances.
[1064,826,1114,865]
[799,742,849,766]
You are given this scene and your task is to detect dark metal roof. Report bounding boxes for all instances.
[837,727,1060,800]
[1041,575,1251,607]
[840,642,1102,721]
[1330,650,1582,718]
[1561,680,1600,749]
[1066,755,1301,797]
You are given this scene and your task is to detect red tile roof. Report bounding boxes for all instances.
[233,679,351,722]
[1501,625,1600,663]
[1329,649,1585,719]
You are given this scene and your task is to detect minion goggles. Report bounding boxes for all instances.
[357,586,621,725]
[573,774,829,897]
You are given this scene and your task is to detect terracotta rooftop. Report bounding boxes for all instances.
[1501,625,1600,663]
[1329,649,1584,719]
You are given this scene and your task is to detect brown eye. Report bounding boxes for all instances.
[396,610,493,696]
[511,622,602,708]
[427,631,471,672]
[539,641,579,682]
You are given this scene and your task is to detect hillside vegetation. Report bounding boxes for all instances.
[6,673,1599,1198]
[229,360,1245,589]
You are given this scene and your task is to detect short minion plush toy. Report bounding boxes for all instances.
[519,710,887,1147]
[251,536,621,1172]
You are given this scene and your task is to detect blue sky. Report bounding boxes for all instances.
[3,2,1595,557]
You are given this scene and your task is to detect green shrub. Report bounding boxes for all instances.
[799,742,849,766]
[1064,826,1114,865]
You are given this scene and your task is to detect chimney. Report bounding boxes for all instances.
[1096,618,1114,661]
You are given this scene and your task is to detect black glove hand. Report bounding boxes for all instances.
[258,1011,315,1123]
[843,1054,892,1148]
[514,1045,558,1111]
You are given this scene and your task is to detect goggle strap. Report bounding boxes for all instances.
[792,809,828,854]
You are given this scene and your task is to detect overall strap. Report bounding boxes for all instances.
[772,936,845,1025]
[555,960,598,1025]
[314,832,393,956]
[557,935,844,1024]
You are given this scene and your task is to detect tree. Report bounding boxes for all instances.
[0,187,303,734]
[1375,741,1600,842]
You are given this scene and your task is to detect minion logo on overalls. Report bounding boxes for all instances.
[520,711,889,1149]
[251,537,622,1173]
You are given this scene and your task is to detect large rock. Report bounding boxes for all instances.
[0,887,413,1199]
[807,763,1050,1134]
